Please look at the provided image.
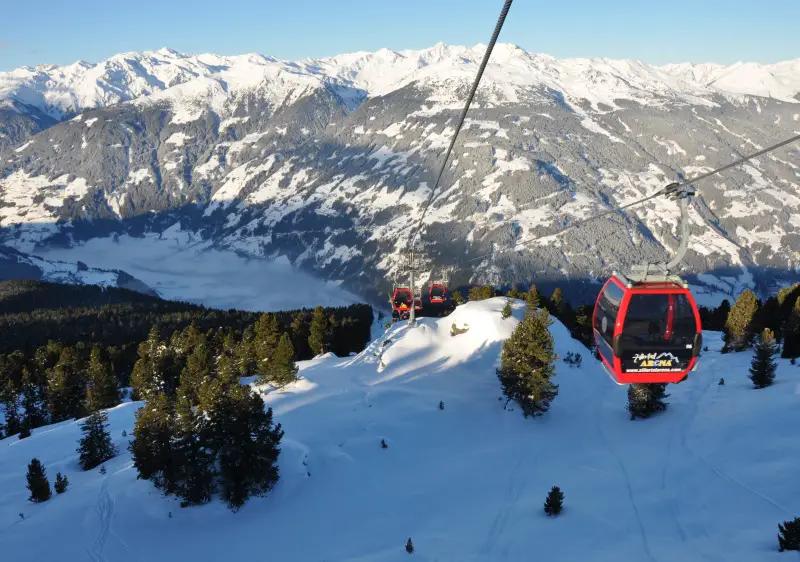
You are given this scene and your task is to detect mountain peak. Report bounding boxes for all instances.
[1,43,799,120]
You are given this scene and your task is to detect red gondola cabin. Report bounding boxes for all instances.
[392,287,413,313]
[593,273,702,384]
[430,284,447,303]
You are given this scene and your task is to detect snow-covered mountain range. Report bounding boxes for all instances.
[1,43,799,305]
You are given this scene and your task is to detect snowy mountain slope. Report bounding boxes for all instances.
[0,244,157,295]
[1,44,799,305]
[1,298,798,561]
[661,59,800,103]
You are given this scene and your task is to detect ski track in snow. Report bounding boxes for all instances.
[87,478,114,562]
[594,388,657,562]
[480,453,529,561]
[679,358,795,519]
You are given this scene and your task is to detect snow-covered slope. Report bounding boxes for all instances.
[2,299,798,561]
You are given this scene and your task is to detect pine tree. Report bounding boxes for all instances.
[78,410,119,471]
[26,458,51,503]
[405,538,414,554]
[234,325,257,378]
[496,308,559,418]
[781,298,800,359]
[507,286,519,299]
[524,285,541,311]
[290,311,312,359]
[548,288,564,316]
[253,313,281,377]
[543,486,564,516]
[130,327,177,400]
[21,368,48,431]
[627,383,670,420]
[724,289,759,351]
[308,306,329,356]
[778,517,800,552]
[502,300,512,319]
[749,328,778,389]
[177,335,213,404]
[173,396,215,506]
[130,393,179,495]
[33,341,64,385]
[215,387,284,511]
[468,285,495,301]
[263,333,299,387]
[452,291,464,306]
[1,382,21,437]
[54,472,68,494]
[47,347,87,422]
[86,346,120,412]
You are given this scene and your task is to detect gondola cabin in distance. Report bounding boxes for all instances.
[593,272,703,385]
[430,283,447,304]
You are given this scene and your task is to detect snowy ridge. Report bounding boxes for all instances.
[2,298,799,561]
[2,43,800,122]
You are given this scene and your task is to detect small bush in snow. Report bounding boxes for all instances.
[563,351,582,367]
[703,346,709,352]
[791,357,796,366]
[718,378,725,386]
[439,401,444,410]
[627,383,669,420]
[405,538,414,554]
[54,473,68,494]
[382,339,392,347]
[544,486,564,516]
[99,465,107,475]
[122,430,127,437]
[778,517,800,551]
[381,439,388,449]
[450,323,469,336]
[502,301,512,319]
[19,426,31,439]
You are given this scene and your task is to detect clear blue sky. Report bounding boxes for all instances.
[2,0,798,71]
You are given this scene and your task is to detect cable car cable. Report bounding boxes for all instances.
[409,0,514,248]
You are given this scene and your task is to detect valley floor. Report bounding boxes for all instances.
[34,233,361,312]
[1,299,799,561]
